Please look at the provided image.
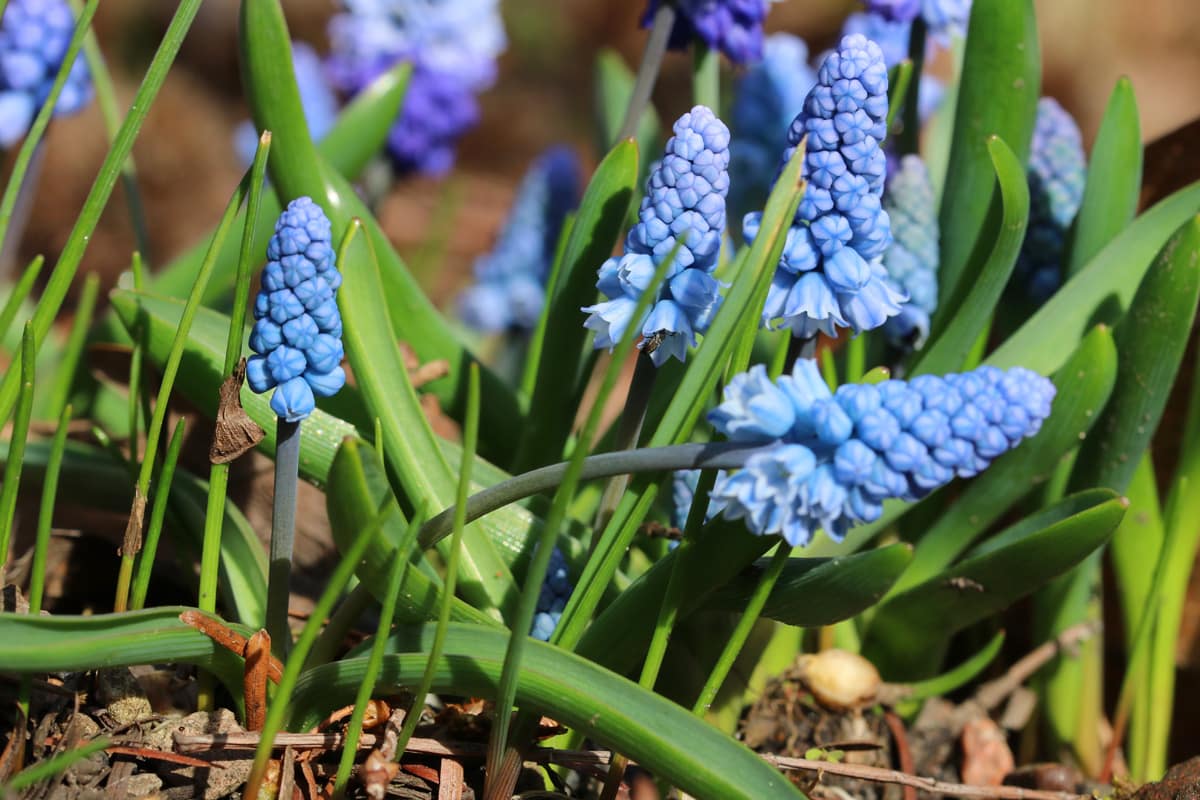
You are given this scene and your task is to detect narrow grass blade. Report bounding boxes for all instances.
[42,272,98,421]
[1066,77,1142,277]
[129,418,188,611]
[0,255,43,345]
[913,136,1028,375]
[0,0,202,423]
[29,404,72,612]
[289,624,807,800]
[934,0,1039,314]
[893,630,1005,709]
[5,737,110,792]
[0,323,35,575]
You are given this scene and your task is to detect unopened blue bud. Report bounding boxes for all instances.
[531,547,573,641]
[881,155,939,346]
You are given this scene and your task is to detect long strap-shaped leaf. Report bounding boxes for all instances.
[290,623,806,800]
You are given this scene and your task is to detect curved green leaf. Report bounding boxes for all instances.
[709,544,912,628]
[988,181,1200,375]
[1069,215,1200,493]
[1066,77,1142,277]
[863,492,1124,680]
[935,0,1039,315]
[914,136,1029,375]
[894,630,1005,709]
[290,624,806,800]
[0,608,246,693]
[326,436,498,627]
[515,140,639,471]
[894,325,1117,594]
[339,226,516,621]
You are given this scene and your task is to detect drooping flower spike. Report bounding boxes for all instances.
[1015,97,1087,302]
[708,359,1055,546]
[459,147,582,332]
[881,155,940,347]
[745,33,905,341]
[0,0,92,147]
[247,197,346,422]
[583,105,731,367]
[642,0,773,65]
[326,0,505,175]
[729,34,817,222]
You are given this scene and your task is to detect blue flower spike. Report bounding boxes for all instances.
[247,197,346,422]
[643,0,773,65]
[745,33,905,341]
[326,0,506,175]
[583,105,731,367]
[459,147,581,332]
[881,154,939,347]
[531,547,573,641]
[1016,97,1087,301]
[709,359,1055,546]
[0,0,93,147]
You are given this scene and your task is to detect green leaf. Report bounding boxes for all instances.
[326,437,498,627]
[515,140,639,470]
[894,325,1117,594]
[289,624,806,800]
[894,631,1005,708]
[595,50,660,156]
[1067,215,1200,493]
[935,0,1039,315]
[862,492,1124,680]
[914,136,1028,374]
[709,544,912,628]
[1066,77,1142,277]
[239,0,523,460]
[0,607,246,691]
[339,224,516,621]
[988,181,1200,375]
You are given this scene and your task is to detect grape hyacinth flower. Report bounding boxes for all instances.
[863,0,921,22]
[531,547,572,641]
[583,105,731,366]
[840,13,946,124]
[745,34,905,340]
[1015,97,1087,301]
[235,43,338,166]
[0,0,92,147]
[729,34,817,222]
[326,0,505,175]
[459,147,581,332]
[881,155,939,347]
[921,0,972,39]
[709,359,1054,546]
[643,0,772,65]
[247,197,346,422]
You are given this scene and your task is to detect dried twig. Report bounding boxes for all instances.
[761,754,1088,800]
[883,711,917,800]
[179,611,283,683]
[438,758,465,800]
[243,629,271,732]
[971,622,1099,714]
[106,744,222,770]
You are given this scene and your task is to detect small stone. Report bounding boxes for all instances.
[95,668,153,726]
[961,717,1015,787]
[113,772,163,798]
[1131,756,1200,800]
[794,649,881,711]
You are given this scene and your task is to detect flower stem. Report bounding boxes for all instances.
[692,40,719,111]
[616,2,676,143]
[266,417,301,651]
[691,543,791,716]
[591,351,658,547]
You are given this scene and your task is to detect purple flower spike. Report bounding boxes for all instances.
[643,0,773,65]
[709,359,1054,546]
[247,198,346,423]
[584,106,731,367]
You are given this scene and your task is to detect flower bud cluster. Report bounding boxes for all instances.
[247,198,346,422]
[584,106,731,366]
[1016,97,1087,301]
[643,0,772,65]
[882,155,939,347]
[459,147,581,332]
[745,34,904,340]
[708,359,1054,546]
[0,0,92,147]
